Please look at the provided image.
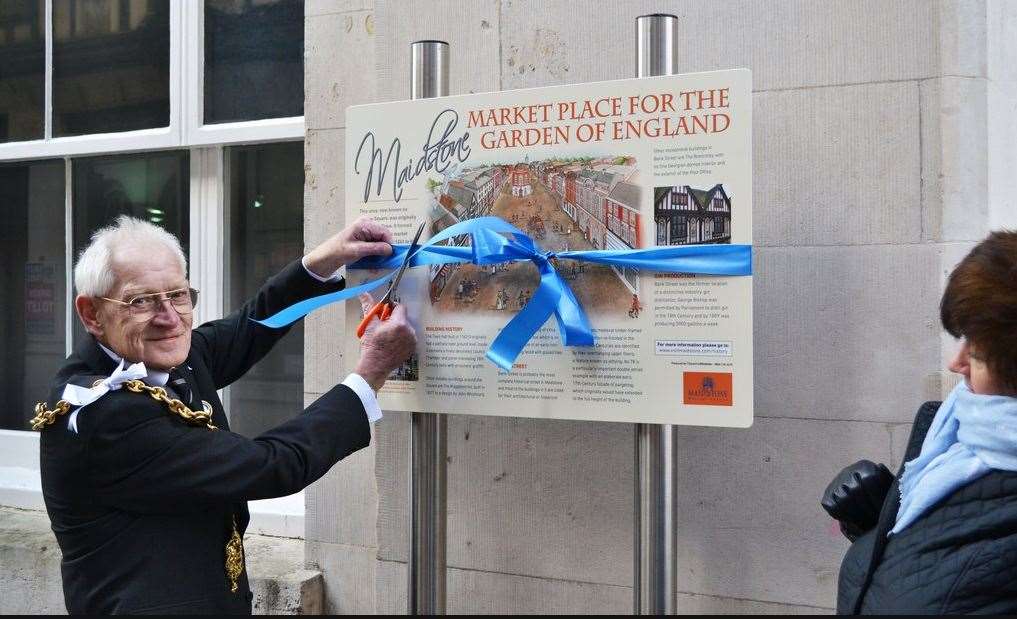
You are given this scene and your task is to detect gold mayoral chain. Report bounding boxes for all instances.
[31,379,216,431]
[30,379,246,594]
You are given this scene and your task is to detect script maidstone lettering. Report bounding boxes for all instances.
[355,109,471,203]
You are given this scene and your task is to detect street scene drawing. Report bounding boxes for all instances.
[425,156,645,317]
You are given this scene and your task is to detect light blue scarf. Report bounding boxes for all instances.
[892,381,1017,535]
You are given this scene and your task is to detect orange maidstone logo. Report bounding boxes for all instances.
[683,372,733,406]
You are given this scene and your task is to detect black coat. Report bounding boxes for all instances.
[838,401,1017,614]
[39,260,371,615]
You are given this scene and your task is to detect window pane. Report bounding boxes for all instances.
[71,151,189,346]
[0,161,66,431]
[0,0,45,142]
[226,142,303,437]
[205,0,303,124]
[53,0,170,137]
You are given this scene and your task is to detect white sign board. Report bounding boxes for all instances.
[344,70,753,427]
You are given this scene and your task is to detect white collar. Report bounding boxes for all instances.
[97,342,169,387]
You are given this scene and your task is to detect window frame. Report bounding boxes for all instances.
[181,0,304,147]
[0,0,305,161]
[0,0,308,538]
[1,142,307,539]
[0,0,183,161]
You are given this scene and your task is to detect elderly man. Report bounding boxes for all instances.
[36,215,415,614]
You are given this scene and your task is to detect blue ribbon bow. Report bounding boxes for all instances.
[255,216,752,371]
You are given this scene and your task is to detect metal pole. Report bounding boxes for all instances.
[634,14,679,616]
[408,40,449,616]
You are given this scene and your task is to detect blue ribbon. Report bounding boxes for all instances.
[255,216,752,371]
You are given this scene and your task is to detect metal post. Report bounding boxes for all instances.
[634,14,679,616]
[408,40,449,616]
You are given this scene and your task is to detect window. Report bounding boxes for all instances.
[225,141,303,437]
[671,215,688,245]
[53,0,171,136]
[70,151,190,347]
[0,160,66,431]
[1,0,306,159]
[204,0,303,125]
[0,1,45,142]
[0,1,307,535]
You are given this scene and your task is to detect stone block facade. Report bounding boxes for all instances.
[303,1,1017,613]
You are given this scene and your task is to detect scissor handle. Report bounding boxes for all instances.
[356,301,394,338]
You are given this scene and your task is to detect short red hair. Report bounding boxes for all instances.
[940,230,1017,392]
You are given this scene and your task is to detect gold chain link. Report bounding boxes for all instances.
[225,516,245,593]
[122,380,217,430]
[30,379,216,432]
[30,400,72,431]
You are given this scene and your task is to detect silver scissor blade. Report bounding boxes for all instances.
[387,221,427,297]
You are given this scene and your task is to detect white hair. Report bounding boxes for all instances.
[73,215,187,297]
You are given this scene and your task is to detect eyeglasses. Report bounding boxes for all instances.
[100,287,199,321]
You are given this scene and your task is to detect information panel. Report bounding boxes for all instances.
[344,69,753,426]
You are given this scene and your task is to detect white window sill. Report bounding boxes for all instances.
[0,429,304,538]
[248,493,305,539]
[0,465,47,511]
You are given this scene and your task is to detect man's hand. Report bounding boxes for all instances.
[354,293,417,391]
[821,459,894,542]
[304,217,393,279]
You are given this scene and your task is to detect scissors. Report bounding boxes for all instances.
[356,221,426,338]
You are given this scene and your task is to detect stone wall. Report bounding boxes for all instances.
[302,0,1017,613]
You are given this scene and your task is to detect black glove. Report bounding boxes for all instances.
[821,460,894,542]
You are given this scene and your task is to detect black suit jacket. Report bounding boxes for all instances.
[39,260,371,615]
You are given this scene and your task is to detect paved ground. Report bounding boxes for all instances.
[432,169,635,318]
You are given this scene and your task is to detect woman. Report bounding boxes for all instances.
[824,230,1017,614]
